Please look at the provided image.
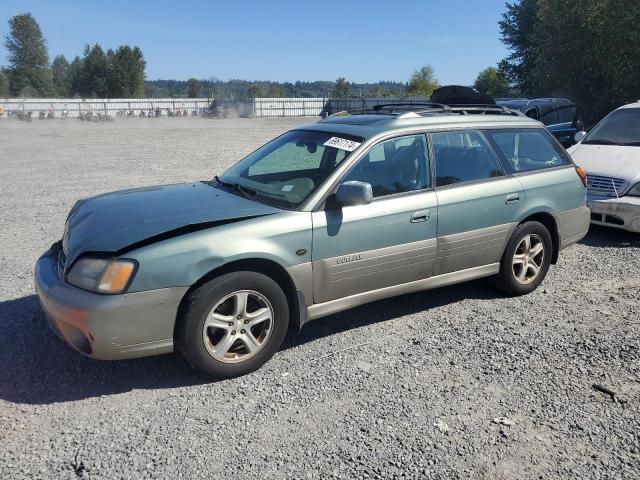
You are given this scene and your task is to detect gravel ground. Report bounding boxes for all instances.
[1,117,639,480]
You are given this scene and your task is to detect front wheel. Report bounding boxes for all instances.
[497,221,553,296]
[176,271,290,378]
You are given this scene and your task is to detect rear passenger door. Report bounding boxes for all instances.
[311,134,438,303]
[482,128,585,244]
[431,130,525,275]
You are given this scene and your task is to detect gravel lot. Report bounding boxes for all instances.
[1,117,639,479]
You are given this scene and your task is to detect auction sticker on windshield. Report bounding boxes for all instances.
[323,137,362,151]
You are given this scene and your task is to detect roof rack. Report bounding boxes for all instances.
[329,102,524,119]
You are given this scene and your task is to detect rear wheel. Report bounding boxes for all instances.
[497,221,552,296]
[176,271,289,378]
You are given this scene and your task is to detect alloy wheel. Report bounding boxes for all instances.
[512,234,545,285]
[202,290,274,363]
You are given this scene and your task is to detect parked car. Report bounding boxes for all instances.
[35,103,590,377]
[496,98,582,147]
[568,102,640,233]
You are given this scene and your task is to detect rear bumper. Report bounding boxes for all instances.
[589,197,640,233]
[34,245,188,360]
[555,206,591,250]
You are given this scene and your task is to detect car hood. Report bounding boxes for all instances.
[568,143,640,184]
[63,182,281,265]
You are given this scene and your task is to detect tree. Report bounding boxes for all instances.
[79,44,109,97]
[333,77,351,98]
[247,83,263,98]
[498,0,541,95]
[51,54,70,96]
[499,0,640,122]
[267,85,284,98]
[107,45,146,97]
[407,65,438,97]
[187,78,202,98]
[474,67,510,97]
[4,13,54,96]
[67,56,83,97]
[0,69,9,96]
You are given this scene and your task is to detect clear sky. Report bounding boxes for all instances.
[0,0,510,84]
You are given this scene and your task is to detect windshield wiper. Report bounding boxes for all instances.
[213,175,257,200]
[622,141,640,146]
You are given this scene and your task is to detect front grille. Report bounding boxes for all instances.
[586,175,626,197]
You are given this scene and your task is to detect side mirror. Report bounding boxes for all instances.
[335,181,373,207]
[574,131,587,143]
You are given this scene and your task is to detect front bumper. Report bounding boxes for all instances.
[588,196,640,233]
[34,245,188,360]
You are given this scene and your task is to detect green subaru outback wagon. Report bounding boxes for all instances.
[35,103,590,377]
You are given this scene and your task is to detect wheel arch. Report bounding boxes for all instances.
[174,258,304,339]
[518,211,560,264]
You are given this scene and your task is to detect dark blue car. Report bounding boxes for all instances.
[496,98,582,147]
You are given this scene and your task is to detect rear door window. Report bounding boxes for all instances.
[431,130,505,187]
[483,128,570,173]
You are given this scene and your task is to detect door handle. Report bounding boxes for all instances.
[505,193,520,204]
[410,210,430,223]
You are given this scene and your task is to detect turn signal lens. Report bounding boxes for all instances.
[67,257,137,294]
[575,166,588,188]
[98,261,136,293]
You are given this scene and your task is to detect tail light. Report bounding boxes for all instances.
[575,166,588,187]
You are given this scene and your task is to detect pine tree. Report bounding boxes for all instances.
[4,13,54,96]
[80,44,109,97]
[51,54,70,96]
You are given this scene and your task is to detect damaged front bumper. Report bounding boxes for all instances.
[589,196,640,233]
[34,244,188,360]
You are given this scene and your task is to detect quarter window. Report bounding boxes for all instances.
[484,128,570,172]
[343,134,430,197]
[431,131,505,187]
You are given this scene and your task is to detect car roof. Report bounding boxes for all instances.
[297,112,542,140]
[617,101,640,110]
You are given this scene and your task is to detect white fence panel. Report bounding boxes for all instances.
[0,98,212,118]
[250,96,432,117]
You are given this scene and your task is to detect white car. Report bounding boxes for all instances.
[568,102,640,233]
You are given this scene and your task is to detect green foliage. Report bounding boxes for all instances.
[79,44,109,97]
[4,13,54,96]
[407,65,439,96]
[333,77,351,98]
[144,79,408,100]
[474,67,510,97]
[107,46,146,97]
[500,0,640,122]
[51,54,70,96]
[247,83,263,98]
[187,78,203,97]
[267,85,284,98]
[0,68,9,96]
[499,0,541,94]
[68,56,83,97]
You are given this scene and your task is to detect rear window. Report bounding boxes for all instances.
[483,128,570,173]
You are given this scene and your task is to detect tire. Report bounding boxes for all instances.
[496,221,553,296]
[176,271,290,378]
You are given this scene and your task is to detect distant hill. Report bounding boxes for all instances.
[145,79,408,99]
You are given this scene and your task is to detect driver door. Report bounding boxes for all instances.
[311,134,438,304]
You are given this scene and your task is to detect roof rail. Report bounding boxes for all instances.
[371,102,448,112]
[329,102,525,118]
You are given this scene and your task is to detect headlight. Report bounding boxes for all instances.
[627,183,640,197]
[67,257,137,294]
